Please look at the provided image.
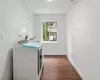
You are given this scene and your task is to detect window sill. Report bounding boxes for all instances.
[41,41,58,43]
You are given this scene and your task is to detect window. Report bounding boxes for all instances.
[42,21,57,42]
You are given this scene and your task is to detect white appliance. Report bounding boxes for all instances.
[13,41,44,80]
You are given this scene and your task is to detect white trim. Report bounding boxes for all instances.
[41,20,58,43]
[67,55,87,80]
[41,41,58,43]
[34,13,67,15]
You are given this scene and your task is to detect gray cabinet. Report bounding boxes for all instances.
[13,42,44,80]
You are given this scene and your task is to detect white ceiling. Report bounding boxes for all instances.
[17,0,78,14]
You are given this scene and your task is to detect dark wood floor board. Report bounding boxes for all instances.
[41,56,82,80]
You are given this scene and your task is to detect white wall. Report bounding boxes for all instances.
[34,14,66,55]
[67,0,100,80]
[0,0,34,80]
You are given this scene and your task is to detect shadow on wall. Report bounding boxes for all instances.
[1,48,13,80]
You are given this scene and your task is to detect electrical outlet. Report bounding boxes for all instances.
[1,34,4,40]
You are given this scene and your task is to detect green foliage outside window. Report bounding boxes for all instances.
[43,22,49,41]
[42,21,57,41]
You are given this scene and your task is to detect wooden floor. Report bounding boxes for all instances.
[41,56,82,80]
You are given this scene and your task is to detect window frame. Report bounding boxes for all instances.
[41,20,58,43]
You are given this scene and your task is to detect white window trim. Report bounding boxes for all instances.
[41,20,58,43]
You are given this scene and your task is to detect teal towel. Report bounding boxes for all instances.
[21,42,41,48]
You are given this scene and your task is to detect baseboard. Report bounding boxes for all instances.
[44,55,66,58]
[67,56,87,80]
[44,55,66,56]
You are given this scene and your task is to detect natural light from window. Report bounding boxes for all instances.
[42,21,57,43]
